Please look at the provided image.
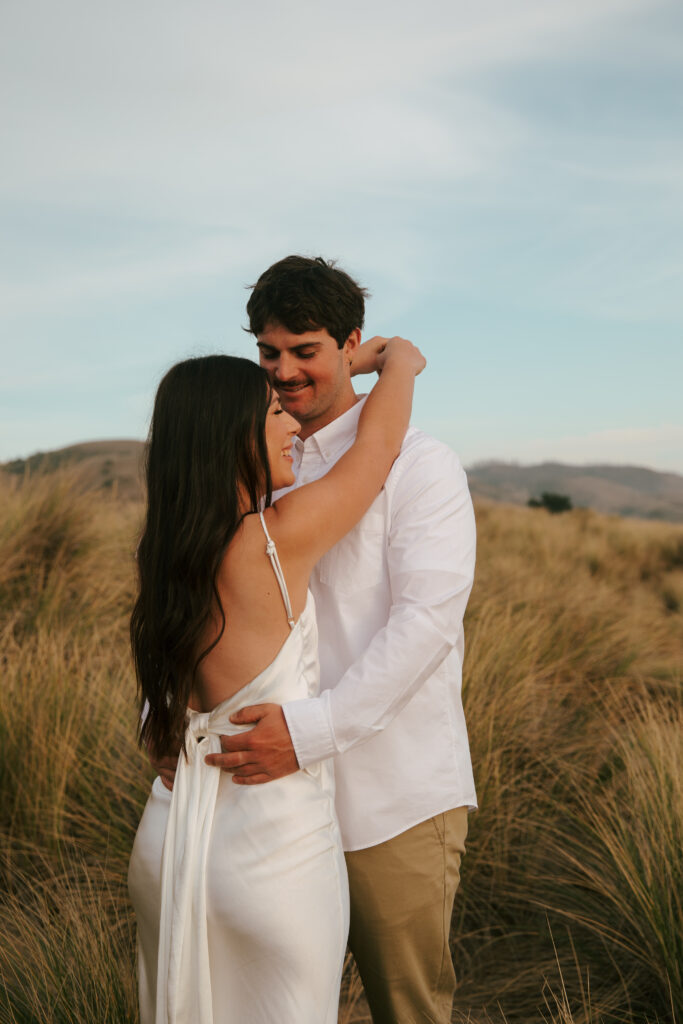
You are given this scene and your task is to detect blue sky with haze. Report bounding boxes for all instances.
[2,0,682,471]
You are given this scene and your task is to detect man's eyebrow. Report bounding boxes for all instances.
[256,341,322,353]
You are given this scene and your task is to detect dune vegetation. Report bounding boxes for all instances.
[0,471,681,1023]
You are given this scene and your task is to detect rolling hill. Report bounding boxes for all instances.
[3,440,146,502]
[466,460,683,522]
[4,442,683,521]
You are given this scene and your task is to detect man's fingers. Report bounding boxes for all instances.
[204,752,253,772]
[232,773,271,786]
[229,703,270,726]
[219,733,253,754]
[230,764,266,778]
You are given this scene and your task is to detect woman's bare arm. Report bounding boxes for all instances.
[267,336,425,572]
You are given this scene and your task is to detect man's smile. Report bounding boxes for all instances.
[275,381,312,393]
[257,323,358,435]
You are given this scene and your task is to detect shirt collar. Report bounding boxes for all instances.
[293,395,368,464]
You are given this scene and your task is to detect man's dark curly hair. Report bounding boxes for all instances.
[246,255,369,349]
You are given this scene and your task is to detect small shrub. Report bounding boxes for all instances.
[528,492,573,514]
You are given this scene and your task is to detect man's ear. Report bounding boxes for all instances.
[343,328,361,369]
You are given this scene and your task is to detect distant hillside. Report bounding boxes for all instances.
[4,440,145,501]
[467,461,683,522]
[4,443,683,522]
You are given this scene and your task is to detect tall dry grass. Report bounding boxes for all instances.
[455,503,682,1023]
[0,475,681,1023]
[0,472,144,1023]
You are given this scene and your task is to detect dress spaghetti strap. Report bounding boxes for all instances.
[258,511,296,630]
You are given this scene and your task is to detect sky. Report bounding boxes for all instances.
[2,0,682,472]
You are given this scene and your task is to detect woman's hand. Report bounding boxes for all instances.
[351,335,426,377]
[377,336,426,376]
[350,336,387,376]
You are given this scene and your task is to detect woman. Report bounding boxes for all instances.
[128,337,424,1024]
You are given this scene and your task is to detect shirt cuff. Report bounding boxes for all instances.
[282,693,337,768]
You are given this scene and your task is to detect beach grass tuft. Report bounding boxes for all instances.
[0,476,680,1023]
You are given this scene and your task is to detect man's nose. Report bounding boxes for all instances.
[273,352,299,382]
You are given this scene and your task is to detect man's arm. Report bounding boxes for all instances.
[207,442,475,782]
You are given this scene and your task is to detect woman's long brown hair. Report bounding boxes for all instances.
[131,355,272,758]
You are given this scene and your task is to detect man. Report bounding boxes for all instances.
[206,255,477,1024]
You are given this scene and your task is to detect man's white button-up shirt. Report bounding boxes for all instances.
[280,397,477,852]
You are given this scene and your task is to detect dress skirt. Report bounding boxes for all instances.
[128,594,349,1024]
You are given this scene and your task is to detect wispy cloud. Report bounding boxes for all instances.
[0,231,271,314]
[1,0,681,466]
[1,0,669,205]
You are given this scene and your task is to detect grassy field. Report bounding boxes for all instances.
[0,472,681,1023]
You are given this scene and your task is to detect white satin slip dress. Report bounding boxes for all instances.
[128,513,349,1024]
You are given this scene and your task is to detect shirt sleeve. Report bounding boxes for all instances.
[282,442,476,767]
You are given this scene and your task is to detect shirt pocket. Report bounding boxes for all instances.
[317,513,386,595]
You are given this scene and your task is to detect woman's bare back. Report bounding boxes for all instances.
[189,511,310,712]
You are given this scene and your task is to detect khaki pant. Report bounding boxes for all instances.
[345,808,468,1024]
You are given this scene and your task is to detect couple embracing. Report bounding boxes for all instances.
[128,255,477,1024]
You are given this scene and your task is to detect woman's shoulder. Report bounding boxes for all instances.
[225,508,295,570]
